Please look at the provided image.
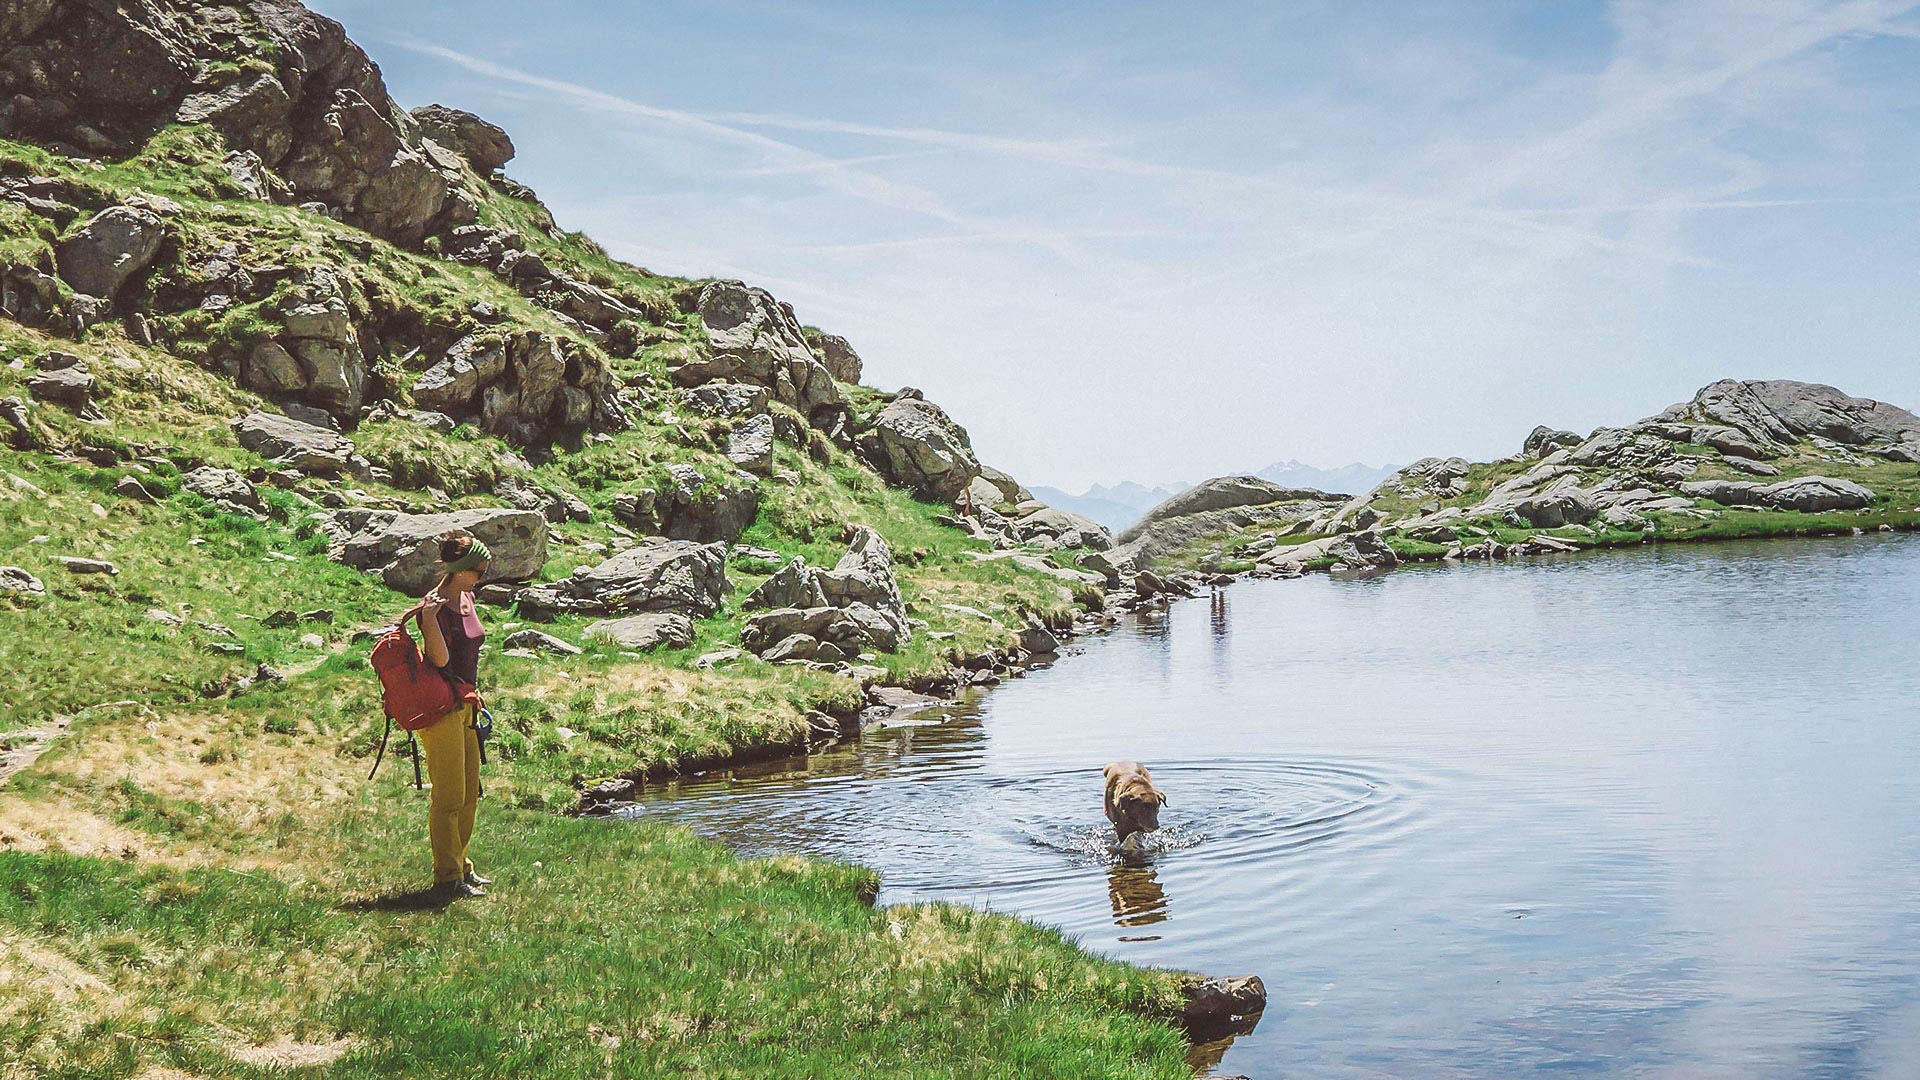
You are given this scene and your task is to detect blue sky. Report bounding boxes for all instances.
[312,0,1920,489]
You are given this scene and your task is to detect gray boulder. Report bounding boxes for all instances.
[242,341,305,394]
[727,413,775,476]
[681,382,770,418]
[502,629,582,656]
[54,556,117,575]
[409,104,514,172]
[178,74,293,160]
[739,529,911,654]
[963,475,1006,511]
[26,364,100,418]
[230,411,367,476]
[1512,488,1597,529]
[56,206,165,298]
[1327,531,1399,570]
[319,507,547,595]
[816,526,909,636]
[804,329,863,384]
[741,602,903,657]
[1012,505,1113,551]
[858,393,980,502]
[181,466,263,514]
[1522,426,1581,458]
[514,538,726,619]
[584,612,695,651]
[745,556,828,611]
[1080,543,1146,586]
[413,330,617,444]
[979,465,1033,504]
[741,606,837,653]
[759,633,819,663]
[657,464,761,543]
[1723,456,1781,477]
[276,289,366,413]
[1679,475,1875,513]
[0,566,46,598]
[1018,625,1059,655]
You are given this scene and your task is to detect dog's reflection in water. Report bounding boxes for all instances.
[1107,864,1171,933]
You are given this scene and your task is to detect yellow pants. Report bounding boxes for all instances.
[417,703,481,884]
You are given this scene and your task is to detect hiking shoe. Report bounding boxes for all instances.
[464,870,492,888]
[433,879,487,900]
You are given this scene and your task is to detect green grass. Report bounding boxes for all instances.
[0,808,1189,1078]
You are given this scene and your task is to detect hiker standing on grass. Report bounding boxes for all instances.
[417,530,491,900]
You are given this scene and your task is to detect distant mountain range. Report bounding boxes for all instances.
[1030,481,1192,534]
[1036,461,1395,533]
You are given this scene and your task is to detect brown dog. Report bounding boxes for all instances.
[1104,761,1167,845]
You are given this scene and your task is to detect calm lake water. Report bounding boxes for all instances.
[630,534,1920,1077]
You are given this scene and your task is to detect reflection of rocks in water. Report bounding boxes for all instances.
[1181,974,1267,1074]
[1107,864,1171,928]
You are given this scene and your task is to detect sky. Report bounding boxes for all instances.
[311,0,1920,491]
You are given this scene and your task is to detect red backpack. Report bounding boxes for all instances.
[370,602,471,730]
[367,602,481,784]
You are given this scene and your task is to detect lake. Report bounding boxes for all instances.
[630,534,1920,1077]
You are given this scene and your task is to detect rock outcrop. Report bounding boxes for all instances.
[230,410,368,476]
[1679,475,1875,513]
[55,206,166,299]
[513,539,727,620]
[670,281,846,431]
[1283,379,1913,553]
[1,0,468,244]
[1117,476,1344,563]
[408,104,514,173]
[739,527,911,661]
[411,330,619,444]
[801,328,863,385]
[858,391,979,502]
[181,466,263,516]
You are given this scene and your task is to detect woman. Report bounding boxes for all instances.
[417,530,492,899]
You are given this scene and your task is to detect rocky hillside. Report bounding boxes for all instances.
[0,0,1119,801]
[1120,379,1920,579]
[0,6,1258,1075]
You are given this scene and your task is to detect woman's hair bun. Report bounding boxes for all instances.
[437,531,476,564]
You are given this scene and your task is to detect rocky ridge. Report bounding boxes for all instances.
[1114,379,1919,590]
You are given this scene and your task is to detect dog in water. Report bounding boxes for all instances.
[1104,761,1168,850]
